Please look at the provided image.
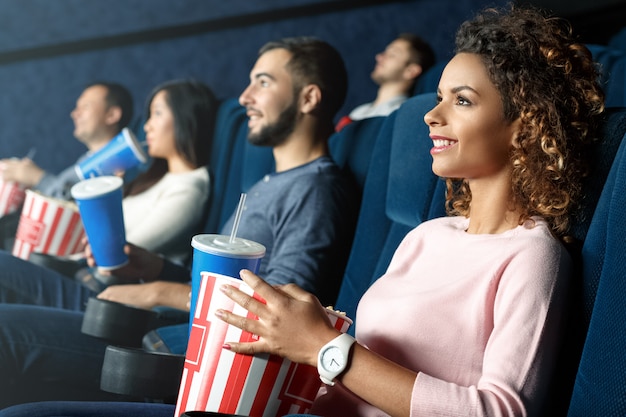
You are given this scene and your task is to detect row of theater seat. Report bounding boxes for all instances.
[89,101,392,402]
[128,88,626,415]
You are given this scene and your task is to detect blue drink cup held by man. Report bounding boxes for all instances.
[189,234,265,325]
[70,176,128,270]
[189,193,265,325]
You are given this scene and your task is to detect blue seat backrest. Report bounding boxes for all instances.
[569,107,626,243]
[413,61,446,95]
[608,26,626,53]
[588,44,626,108]
[334,93,447,330]
[214,123,275,233]
[537,107,626,417]
[329,116,386,191]
[577,108,626,313]
[566,111,626,417]
[201,98,274,234]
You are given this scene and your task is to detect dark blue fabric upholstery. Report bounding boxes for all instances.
[609,26,626,53]
[570,107,626,244]
[566,115,626,416]
[212,122,274,234]
[577,108,626,316]
[588,44,626,108]
[334,93,446,331]
[413,61,446,95]
[539,107,626,417]
[329,116,385,191]
[202,98,262,234]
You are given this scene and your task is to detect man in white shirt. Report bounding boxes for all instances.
[336,33,435,131]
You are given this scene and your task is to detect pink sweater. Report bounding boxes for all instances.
[312,216,571,417]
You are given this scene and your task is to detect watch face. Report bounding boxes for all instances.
[322,346,344,371]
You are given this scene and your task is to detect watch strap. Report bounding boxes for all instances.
[317,333,356,386]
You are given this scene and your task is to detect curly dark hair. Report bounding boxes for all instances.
[446,5,605,240]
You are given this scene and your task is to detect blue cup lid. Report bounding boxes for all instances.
[70,176,123,200]
[191,234,265,258]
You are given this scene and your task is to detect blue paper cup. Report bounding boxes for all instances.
[70,176,128,270]
[75,128,147,180]
[189,234,265,324]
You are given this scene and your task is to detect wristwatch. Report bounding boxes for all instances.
[317,333,356,386]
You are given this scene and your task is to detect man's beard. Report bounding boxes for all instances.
[247,100,298,147]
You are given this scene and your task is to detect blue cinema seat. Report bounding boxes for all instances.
[540,106,626,417]
[588,44,626,108]
[566,118,626,416]
[609,26,626,53]
[202,97,257,234]
[329,115,385,190]
[334,92,446,329]
[413,61,446,95]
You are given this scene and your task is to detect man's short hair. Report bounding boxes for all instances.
[86,81,134,130]
[397,33,436,74]
[259,37,348,119]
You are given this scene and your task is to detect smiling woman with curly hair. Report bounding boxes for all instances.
[448,6,605,241]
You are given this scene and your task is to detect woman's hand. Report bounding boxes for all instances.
[85,241,164,283]
[215,269,342,367]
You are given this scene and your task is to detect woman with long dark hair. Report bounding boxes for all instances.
[121,79,216,265]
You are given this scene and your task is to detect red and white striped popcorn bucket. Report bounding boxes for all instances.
[0,178,26,217]
[176,272,352,417]
[12,190,86,260]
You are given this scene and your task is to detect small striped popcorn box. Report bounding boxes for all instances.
[0,178,26,217]
[12,190,86,260]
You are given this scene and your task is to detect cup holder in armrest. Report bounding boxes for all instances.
[82,297,159,347]
[100,345,185,402]
[28,252,84,278]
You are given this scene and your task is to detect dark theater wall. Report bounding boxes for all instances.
[0,0,502,173]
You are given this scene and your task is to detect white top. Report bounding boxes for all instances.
[348,95,409,120]
[122,166,209,265]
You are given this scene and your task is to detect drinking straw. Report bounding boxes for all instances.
[25,147,36,160]
[229,193,247,243]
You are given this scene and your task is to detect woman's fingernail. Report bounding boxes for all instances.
[215,309,224,318]
[222,343,232,350]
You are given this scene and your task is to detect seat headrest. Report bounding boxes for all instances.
[329,116,386,190]
[386,93,446,227]
[413,61,446,96]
